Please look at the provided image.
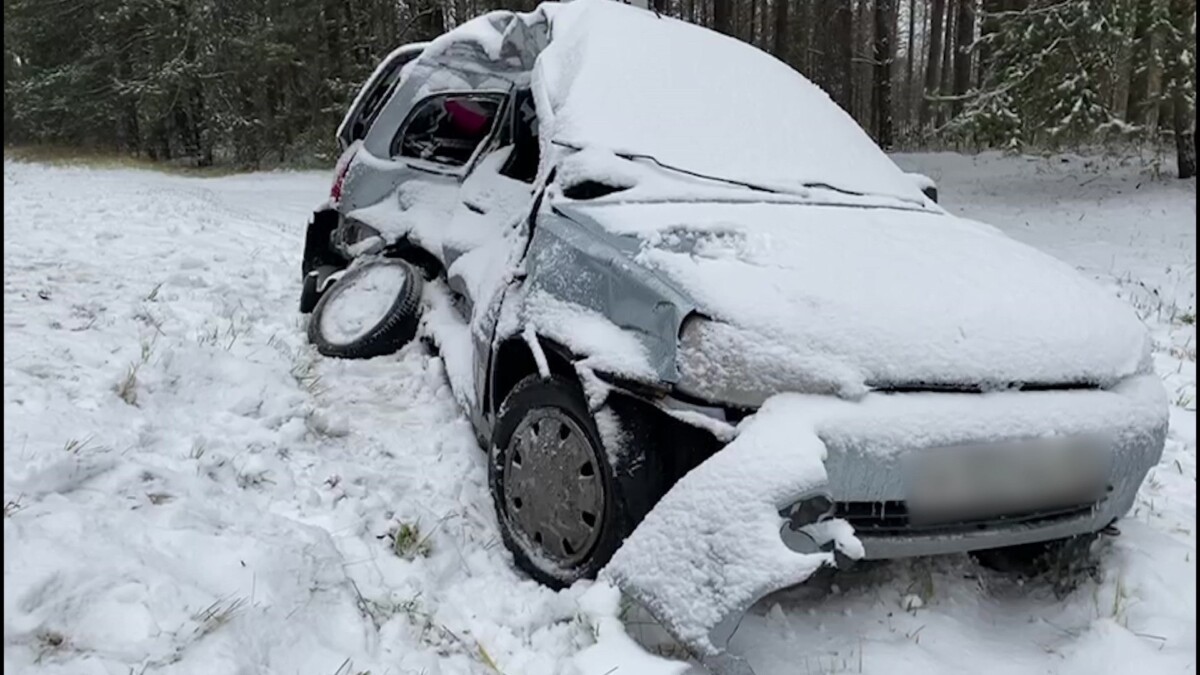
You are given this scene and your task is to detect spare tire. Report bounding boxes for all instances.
[308,258,423,359]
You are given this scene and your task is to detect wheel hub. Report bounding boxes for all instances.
[503,407,605,567]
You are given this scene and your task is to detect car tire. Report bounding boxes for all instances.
[307,258,423,359]
[489,374,668,589]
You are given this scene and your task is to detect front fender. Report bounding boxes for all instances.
[521,207,696,384]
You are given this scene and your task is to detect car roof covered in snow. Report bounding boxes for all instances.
[417,0,927,204]
[536,0,926,203]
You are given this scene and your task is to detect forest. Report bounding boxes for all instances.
[3,0,1196,177]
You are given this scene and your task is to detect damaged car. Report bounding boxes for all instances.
[298,1,1168,670]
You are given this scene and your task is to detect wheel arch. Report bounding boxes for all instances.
[383,238,443,281]
[488,333,577,416]
[487,330,723,480]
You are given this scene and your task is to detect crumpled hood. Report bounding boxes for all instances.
[569,201,1152,398]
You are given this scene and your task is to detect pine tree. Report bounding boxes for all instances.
[921,0,947,129]
[1164,0,1196,177]
[946,0,1143,150]
[874,0,895,148]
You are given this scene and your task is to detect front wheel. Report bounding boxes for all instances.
[489,374,668,589]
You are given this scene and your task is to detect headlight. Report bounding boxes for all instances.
[777,491,837,556]
[676,315,854,407]
[676,315,772,408]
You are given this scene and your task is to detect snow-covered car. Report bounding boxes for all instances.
[298,0,1166,667]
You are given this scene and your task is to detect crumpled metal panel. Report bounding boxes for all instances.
[361,8,552,158]
[521,205,697,384]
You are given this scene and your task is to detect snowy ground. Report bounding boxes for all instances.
[3,152,1194,675]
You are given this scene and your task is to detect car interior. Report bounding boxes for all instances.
[394,93,503,166]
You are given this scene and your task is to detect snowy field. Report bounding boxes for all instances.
[3,152,1194,675]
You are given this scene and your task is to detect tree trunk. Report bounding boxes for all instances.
[1172,95,1196,179]
[841,0,856,117]
[748,0,758,45]
[417,0,446,40]
[906,0,915,128]
[1126,0,1153,126]
[938,0,956,125]
[795,0,810,74]
[1168,0,1196,178]
[817,1,854,112]
[978,0,1002,91]
[854,0,870,124]
[797,0,811,73]
[772,0,789,62]
[874,0,894,148]
[921,0,945,128]
[713,0,733,36]
[952,0,974,117]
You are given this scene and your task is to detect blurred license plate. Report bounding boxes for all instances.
[904,436,1110,524]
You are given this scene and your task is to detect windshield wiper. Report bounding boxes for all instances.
[796,181,867,198]
[551,139,783,195]
[550,140,929,207]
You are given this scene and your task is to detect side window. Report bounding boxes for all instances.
[392,94,503,167]
[353,62,411,140]
[341,46,424,148]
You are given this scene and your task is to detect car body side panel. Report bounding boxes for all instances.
[341,84,512,220]
[518,206,696,384]
[362,61,516,161]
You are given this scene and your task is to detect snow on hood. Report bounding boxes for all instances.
[534,0,926,203]
[569,201,1153,398]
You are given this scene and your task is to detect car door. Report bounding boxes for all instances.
[441,90,540,279]
[452,89,544,438]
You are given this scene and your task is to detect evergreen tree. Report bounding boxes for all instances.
[946,1,1141,150]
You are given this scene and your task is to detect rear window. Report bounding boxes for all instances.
[392,93,503,167]
[351,60,412,141]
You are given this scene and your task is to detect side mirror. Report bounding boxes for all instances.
[905,172,938,204]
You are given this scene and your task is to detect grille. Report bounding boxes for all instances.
[835,500,1101,537]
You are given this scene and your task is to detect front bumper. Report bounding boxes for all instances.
[844,497,1130,559]
[667,374,1168,559]
[817,374,1167,558]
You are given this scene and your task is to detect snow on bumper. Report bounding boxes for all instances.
[598,376,1166,672]
[816,373,1168,557]
[600,396,863,674]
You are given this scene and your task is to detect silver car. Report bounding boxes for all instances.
[299,0,1166,612]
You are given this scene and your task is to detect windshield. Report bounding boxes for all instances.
[534,0,926,205]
